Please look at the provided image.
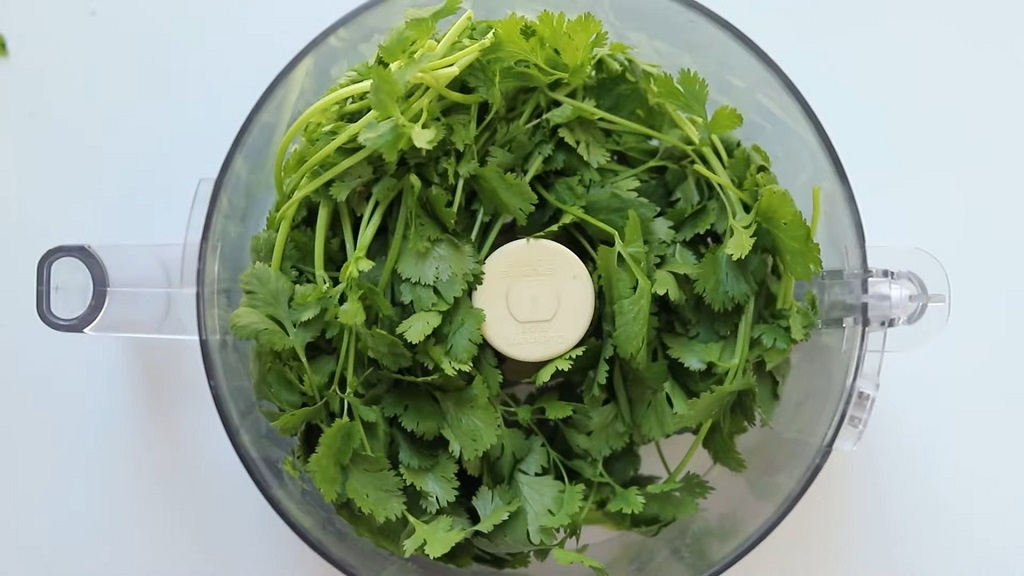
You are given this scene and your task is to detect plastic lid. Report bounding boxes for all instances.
[472,238,595,363]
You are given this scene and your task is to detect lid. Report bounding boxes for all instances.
[32,0,951,575]
[472,238,596,363]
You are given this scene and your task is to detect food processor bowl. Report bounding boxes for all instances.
[34,0,951,574]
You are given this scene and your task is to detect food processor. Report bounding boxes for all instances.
[33,0,951,574]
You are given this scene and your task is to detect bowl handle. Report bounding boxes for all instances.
[34,179,214,339]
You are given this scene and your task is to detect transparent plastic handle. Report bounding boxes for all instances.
[804,245,952,451]
[35,179,213,339]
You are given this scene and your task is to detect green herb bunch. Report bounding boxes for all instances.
[229,1,823,573]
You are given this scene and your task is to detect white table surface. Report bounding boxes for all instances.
[1,0,1019,574]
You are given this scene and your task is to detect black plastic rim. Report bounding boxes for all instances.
[197,1,869,574]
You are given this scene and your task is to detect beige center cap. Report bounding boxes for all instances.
[472,238,595,363]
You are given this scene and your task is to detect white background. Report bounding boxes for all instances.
[0,0,1018,574]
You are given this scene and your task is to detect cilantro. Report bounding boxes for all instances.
[396,310,443,344]
[402,514,470,559]
[308,418,361,502]
[552,548,608,575]
[608,486,647,515]
[533,346,586,385]
[401,454,460,513]
[232,3,824,572]
[346,454,408,523]
[471,485,521,534]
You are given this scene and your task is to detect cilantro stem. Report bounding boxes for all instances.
[535,184,616,238]
[333,328,351,416]
[535,183,649,285]
[358,195,378,243]
[434,8,475,55]
[343,328,372,454]
[722,296,757,386]
[667,419,712,482]
[693,157,752,206]
[270,203,298,271]
[568,226,597,261]
[377,191,410,291]
[667,110,702,144]
[470,209,485,242]
[608,156,668,183]
[480,216,507,257]
[286,112,377,196]
[710,134,730,166]
[654,441,672,476]
[339,206,355,260]
[811,185,821,239]
[546,91,691,151]
[414,72,484,104]
[357,192,395,253]
[274,79,372,194]
[279,146,375,221]
[423,31,494,72]
[611,363,632,425]
[314,201,334,284]
[452,176,466,216]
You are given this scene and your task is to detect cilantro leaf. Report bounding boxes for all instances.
[613,287,651,361]
[693,245,755,311]
[360,328,413,370]
[381,386,445,440]
[402,514,470,559]
[652,269,681,302]
[535,396,576,420]
[472,486,521,534]
[708,105,743,135]
[437,381,501,460]
[229,307,292,351]
[607,486,646,515]
[271,402,325,435]
[513,472,565,545]
[346,454,407,523]
[756,186,823,280]
[307,418,361,503]
[401,454,460,513]
[471,164,538,225]
[441,298,486,364]
[552,548,608,575]
[516,437,549,475]
[752,323,791,350]
[663,335,725,371]
[533,346,586,385]
[397,310,444,344]
[396,235,479,288]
